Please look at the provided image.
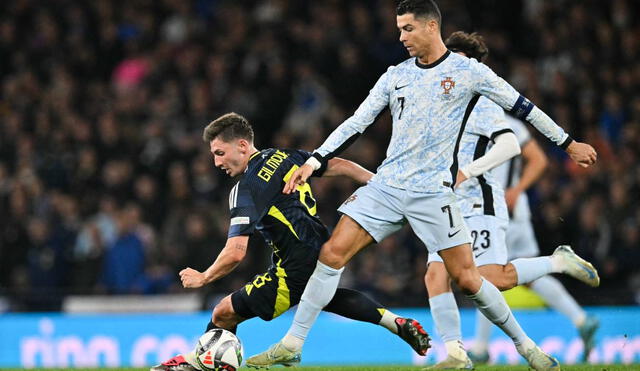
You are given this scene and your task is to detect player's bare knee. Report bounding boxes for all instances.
[426,263,446,283]
[319,241,347,268]
[451,268,481,294]
[426,262,452,296]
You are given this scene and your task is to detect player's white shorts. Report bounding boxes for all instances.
[338,180,471,253]
[506,218,540,259]
[428,214,508,266]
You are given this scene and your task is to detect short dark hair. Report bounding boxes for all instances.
[202,112,254,143]
[396,0,441,25]
[445,31,489,62]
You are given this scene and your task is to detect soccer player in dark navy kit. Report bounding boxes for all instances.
[151,112,430,371]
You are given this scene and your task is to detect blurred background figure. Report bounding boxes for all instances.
[0,0,639,312]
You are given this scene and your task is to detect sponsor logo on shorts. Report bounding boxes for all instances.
[474,250,488,259]
[447,229,461,238]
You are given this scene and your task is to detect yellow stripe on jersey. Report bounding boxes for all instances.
[272,259,291,319]
[268,206,300,239]
[377,308,386,316]
[283,165,298,182]
[283,164,317,216]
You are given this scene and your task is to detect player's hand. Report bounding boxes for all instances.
[283,164,313,194]
[566,141,597,168]
[455,169,468,188]
[179,267,206,288]
[504,187,521,212]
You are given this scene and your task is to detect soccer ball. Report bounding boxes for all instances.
[195,329,243,371]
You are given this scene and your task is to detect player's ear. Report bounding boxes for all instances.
[427,19,439,33]
[237,138,249,153]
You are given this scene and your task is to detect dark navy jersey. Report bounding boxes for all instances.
[227,148,329,273]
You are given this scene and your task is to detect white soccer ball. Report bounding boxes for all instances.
[195,329,243,371]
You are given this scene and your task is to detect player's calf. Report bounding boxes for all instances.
[211,295,243,330]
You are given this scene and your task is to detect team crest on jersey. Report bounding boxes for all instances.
[440,77,455,94]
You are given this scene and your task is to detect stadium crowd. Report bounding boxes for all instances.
[1,0,639,311]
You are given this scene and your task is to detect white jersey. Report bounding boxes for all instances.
[314,52,569,192]
[492,116,532,221]
[455,97,511,220]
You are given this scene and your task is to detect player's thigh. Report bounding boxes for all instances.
[466,215,508,267]
[438,243,483,293]
[506,218,540,260]
[405,191,471,254]
[337,181,406,243]
[320,214,376,267]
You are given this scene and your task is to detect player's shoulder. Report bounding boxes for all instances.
[241,148,309,187]
[384,57,426,78]
[447,51,473,66]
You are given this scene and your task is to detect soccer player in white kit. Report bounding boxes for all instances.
[423,31,600,370]
[466,116,600,364]
[247,1,597,370]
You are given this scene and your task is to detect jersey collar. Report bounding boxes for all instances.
[415,50,451,69]
[249,150,261,161]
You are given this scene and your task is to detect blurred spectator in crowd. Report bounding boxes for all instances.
[1,0,639,310]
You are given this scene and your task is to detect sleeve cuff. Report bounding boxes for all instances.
[305,155,322,171]
[309,153,328,177]
[559,135,574,150]
[490,128,514,142]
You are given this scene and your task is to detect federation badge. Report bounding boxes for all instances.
[441,77,455,94]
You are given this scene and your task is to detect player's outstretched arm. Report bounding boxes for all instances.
[179,235,249,288]
[323,157,373,184]
[472,61,597,168]
[565,140,597,168]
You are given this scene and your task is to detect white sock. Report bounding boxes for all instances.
[429,292,462,343]
[529,275,586,327]
[549,253,565,272]
[445,340,468,360]
[183,351,202,370]
[379,309,400,334]
[467,278,535,352]
[471,309,492,355]
[282,334,305,351]
[510,257,553,285]
[285,261,344,350]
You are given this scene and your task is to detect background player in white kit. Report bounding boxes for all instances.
[247,1,597,370]
[424,31,600,370]
[467,116,600,364]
